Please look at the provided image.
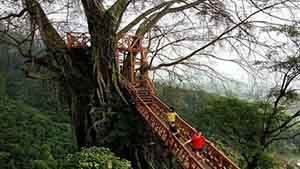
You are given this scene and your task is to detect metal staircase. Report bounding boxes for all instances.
[66,32,240,169]
[124,80,240,169]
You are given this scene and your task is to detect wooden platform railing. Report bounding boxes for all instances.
[66,32,90,48]
[67,32,240,169]
[151,96,240,169]
[121,78,240,169]
[125,81,206,169]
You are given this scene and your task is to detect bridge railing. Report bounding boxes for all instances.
[151,96,240,169]
[120,68,240,169]
[66,32,90,48]
[117,33,144,52]
[124,81,205,169]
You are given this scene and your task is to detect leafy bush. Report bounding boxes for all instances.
[257,152,280,169]
[62,147,131,169]
[287,163,296,169]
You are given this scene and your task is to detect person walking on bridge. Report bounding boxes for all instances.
[184,132,206,157]
[167,107,179,137]
[167,107,177,124]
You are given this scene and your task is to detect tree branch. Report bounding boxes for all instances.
[81,0,106,34]
[151,2,284,70]
[135,0,204,36]
[266,132,300,146]
[81,0,105,14]
[25,0,65,50]
[108,0,131,21]
[268,110,300,134]
[118,1,174,34]
[0,8,28,20]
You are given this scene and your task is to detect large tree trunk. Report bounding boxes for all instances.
[55,48,94,147]
[24,0,181,167]
[64,47,179,169]
[64,24,180,169]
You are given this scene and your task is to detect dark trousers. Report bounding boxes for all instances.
[192,147,206,154]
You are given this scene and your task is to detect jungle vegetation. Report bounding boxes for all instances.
[1,0,300,169]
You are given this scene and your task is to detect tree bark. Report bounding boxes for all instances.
[24,0,184,168]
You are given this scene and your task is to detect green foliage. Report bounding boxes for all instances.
[30,144,58,169]
[0,72,7,96]
[0,44,58,112]
[287,163,296,169]
[62,147,131,169]
[0,96,75,169]
[0,81,132,169]
[257,152,280,169]
[272,25,300,37]
[188,96,270,167]
[5,70,58,111]
[156,82,209,116]
[156,83,294,169]
[0,44,133,169]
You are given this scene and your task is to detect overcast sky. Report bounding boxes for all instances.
[1,0,300,97]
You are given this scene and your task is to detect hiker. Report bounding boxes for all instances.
[167,107,179,137]
[169,121,180,138]
[184,132,206,156]
[167,107,176,124]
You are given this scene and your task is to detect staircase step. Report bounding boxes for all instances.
[139,96,152,98]
[137,91,148,93]
[137,90,148,93]
[137,92,148,95]
[138,95,149,97]
[139,97,152,99]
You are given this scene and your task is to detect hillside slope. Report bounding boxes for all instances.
[0,96,75,169]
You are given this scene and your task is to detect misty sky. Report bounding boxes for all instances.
[1,0,300,97]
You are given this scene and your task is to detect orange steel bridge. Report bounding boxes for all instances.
[66,32,240,169]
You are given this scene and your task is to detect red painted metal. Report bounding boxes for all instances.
[116,33,148,83]
[123,80,205,169]
[117,33,144,52]
[66,32,90,48]
[150,95,240,169]
[66,32,240,169]
[66,32,148,83]
[120,78,240,169]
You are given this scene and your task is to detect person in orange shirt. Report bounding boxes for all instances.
[184,132,206,156]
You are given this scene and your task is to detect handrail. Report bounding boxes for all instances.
[124,81,206,169]
[66,31,240,168]
[120,76,240,169]
[66,32,91,48]
[137,97,205,169]
[151,96,240,169]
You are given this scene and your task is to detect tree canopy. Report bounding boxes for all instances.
[1,1,300,169]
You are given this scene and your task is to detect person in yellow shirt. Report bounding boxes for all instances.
[167,107,177,124]
[167,107,179,137]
